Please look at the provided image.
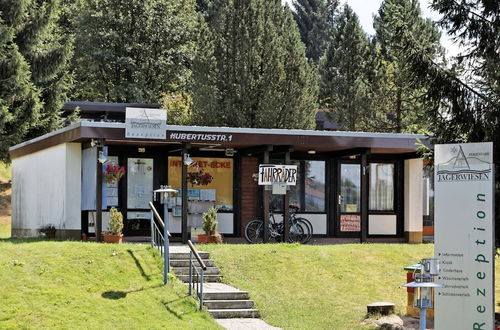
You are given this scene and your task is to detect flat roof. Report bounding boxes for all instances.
[9,121,428,159]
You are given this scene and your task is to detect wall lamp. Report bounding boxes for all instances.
[183,154,194,166]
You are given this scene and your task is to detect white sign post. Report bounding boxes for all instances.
[125,107,167,139]
[258,164,297,195]
[434,142,495,330]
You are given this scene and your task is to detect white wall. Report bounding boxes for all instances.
[404,158,423,233]
[272,213,327,235]
[168,212,234,234]
[12,143,81,236]
[369,214,397,235]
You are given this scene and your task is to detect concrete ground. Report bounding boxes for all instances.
[216,318,281,330]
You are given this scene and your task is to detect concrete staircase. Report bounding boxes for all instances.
[169,249,260,319]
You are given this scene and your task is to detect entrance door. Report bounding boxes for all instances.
[336,162,361,237]
[125,157,154,236]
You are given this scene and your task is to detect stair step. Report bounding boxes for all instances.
[204,299,254,309]
[169,252,210,260]
[176,274,222,282]
[170,259,215,267]
[172,266,220,275]
[208,309,260,319]
[204,291,249,301]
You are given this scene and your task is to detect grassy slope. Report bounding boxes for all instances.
[0,162,11,238]
[0,240,219,329]
[203,243,434,329]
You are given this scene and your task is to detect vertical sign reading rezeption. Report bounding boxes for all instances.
[434,142,494,330]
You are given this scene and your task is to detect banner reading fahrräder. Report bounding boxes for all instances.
[434,142,494,330]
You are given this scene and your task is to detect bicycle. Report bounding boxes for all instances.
[244,205,312,244]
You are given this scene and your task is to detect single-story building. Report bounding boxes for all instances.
[9,102,428,243]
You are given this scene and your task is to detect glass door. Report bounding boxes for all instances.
[126,158,154,235]
[336,162,361,237]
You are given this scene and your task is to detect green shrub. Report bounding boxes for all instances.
[202,207,217,235]
[108,207,124,235]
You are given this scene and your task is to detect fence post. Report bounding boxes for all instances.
[189,251,193,295]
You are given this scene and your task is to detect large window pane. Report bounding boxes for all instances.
[304,161,325,212]
[369,163,394,211]
[340,164,361,213]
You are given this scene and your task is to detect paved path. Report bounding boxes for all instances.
[216,318,281,330]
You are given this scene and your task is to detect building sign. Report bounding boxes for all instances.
[434,143,494,330]
[258,164,298,185]
[168,132,233,142]
[125,107,167,139]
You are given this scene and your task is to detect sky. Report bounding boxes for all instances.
[283,0,461,57]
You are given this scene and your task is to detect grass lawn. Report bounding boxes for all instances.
[203,243,434,329]
[0,240,219,329]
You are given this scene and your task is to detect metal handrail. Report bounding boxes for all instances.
[149,201,171,285]
[187,240,207,270]
[187,239,205,311]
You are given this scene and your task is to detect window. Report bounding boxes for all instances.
[369,163,394,211]
[423,166,434,226]
[168,157,234,211]
[270,160,326,212]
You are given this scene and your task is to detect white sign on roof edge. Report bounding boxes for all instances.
[434,142,494,330]
[125,107,167,139]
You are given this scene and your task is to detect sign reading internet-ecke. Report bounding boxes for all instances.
[125,107,167,139]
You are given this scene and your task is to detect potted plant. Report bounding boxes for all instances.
[102,207,124,243]
[39,224,56,238]
[198,207,222,244]
[104,164,126,184]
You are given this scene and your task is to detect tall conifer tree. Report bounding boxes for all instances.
[318,4,370,131]
[292,0,339,62]
[0,0,72,161]
[371,0,442,133]
[192,0,318,129]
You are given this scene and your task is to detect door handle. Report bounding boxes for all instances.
[338,195,342,205]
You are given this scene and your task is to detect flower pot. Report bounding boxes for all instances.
[197,234,209,244]
[102,233,123,243]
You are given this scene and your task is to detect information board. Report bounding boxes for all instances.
[258,164,298,185]
[434,142,494,330]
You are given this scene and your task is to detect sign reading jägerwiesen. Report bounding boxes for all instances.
[434,142,494,330]
[125,107,167,139]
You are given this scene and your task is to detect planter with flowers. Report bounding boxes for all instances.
[102,207,124,243]
[104,164,126,184]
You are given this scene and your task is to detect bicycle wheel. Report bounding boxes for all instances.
[296,217,313,244]
[244,219,264,244]
[288,222,305,243]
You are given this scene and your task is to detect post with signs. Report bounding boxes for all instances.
[258,163,298,243]
[434,142,495,330]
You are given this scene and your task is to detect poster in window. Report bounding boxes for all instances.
[168,157,233,211]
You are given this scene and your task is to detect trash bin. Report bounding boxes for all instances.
[404,264,435,319]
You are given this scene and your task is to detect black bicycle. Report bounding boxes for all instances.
[244,205,313,244]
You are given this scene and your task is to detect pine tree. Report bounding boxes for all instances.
[70,0,199,103]
[371,0,443,133]
[0,0,72,161]
[191,0,318,130]
[318,4,371,131]
[292,0,339,62]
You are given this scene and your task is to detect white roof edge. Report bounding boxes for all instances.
[10,121,428,152]
[9,122,83,151]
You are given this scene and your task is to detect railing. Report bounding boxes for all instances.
[187,240,207,311]
[149,201,171,284]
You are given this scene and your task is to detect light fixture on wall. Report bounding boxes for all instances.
[97,150,108,164]
[183,154,194,166]
[307,150,316,155]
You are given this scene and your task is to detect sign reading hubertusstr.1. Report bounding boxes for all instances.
[125,107,167,139]
[434,142,494,330]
